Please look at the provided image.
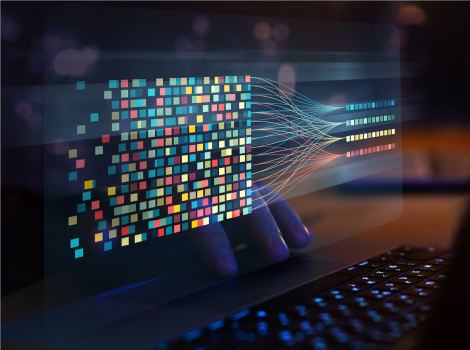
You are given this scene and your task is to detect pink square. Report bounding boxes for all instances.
[157,139,164,147]
[226,112,231,119]
[205,207,211,216]
[165,177,173,185]
[117,196,124,205]
[240,173,245,180]
[165,128,172,136]
[121,100,128,108]
[240,199,246,207]
[130,110,138,118]
[219,77,224,84]
[392,143,396,148]
[189,145,196,152]
[173,175,180,184]
[168,206,174,215]
[156,98,164,106]
[174,225,181,233]
[360,149,363,155]
[211,104,217,111]
[232,192,238,199]
[165,196,172,205]
[140,161,147,170]
[181,96,188,104]
[203,124,209,132]
[202,96,207,103]
[245,75,251,82]
[190,211,196,219]
[160,88,166,96]
[218,104,224,111]
[202,180,208,188]
[139,181,147,190]
[347,152,350,158]
[121,80,128,88]
[76,159,85,168]
[197,209,203,217]
[121,153,129,162]
[217,114,222,121]
[202,198,209,206]
[212,196,218,204]
[92,200,100,210]
[198,219,204,226]
[138,141,143,149]
[219,177,225,185]
[230,94,236,101]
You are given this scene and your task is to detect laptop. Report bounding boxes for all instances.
[3,3,445,349]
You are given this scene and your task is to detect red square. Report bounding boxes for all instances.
[205,207,211,216]
[130,183,138,192]
[139,181,147,190]
[234,210,240,218]
[140,161,147,170]
[121,80,128,88]
[218,104,224,111]
[91,200,100,210]
[165,128,172,136]
[212,160,218,167]
[173,127,180,135]
[189,173,196,181]
[121,153,129,162]
[226,112,231,119]
[174,156,180,164]
[95,210,103,220]
[121,226,129,236]
[181,96,187,104]
[233,156,239,163]
[130,110,138,118]
[197,218,204,226]
[247,146,252,153]
[233,183,239,190]
[168,206,174,215]
[173,175,180,184]
[224,158,230,165]
[212,196,218,204]
[117,196,124,205]
[121,100,129,108]
[137,141,143,149]
[165,196,172,205]
[165,177,173,185]
[158,228,164,237]
[174,214,181,223]
[202,198,209,206]
[174,225,181,233]
[190,211,197,219]
[133,152,140,161]
[156,139,163,147]
[102,134,110,143]
[76,159,85,169]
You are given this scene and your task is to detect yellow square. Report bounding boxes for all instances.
[131,214,138,223]
[247,180,252,187]
[109,229,117,238]
[203,217,209,226]
[156,78,163,86]
[157,178,164,187]
[197,144,203,151]
[196,96,202,103]
[240,155,246,162]
[68,216,77,226]
[197,190,203,198]
[227,184,232,192]
[129,163,136,171]
[204,77,210,84]
[236,84,242,91]
[84,180,94,190]
[135,234,142,243]
[215,77,219,84]
[196,86,203,94]
[69,149,77,158]
[130,131,138,139]
[174,204,180,213]
[239,102,245,109]
[240,138,245,145]
[197,115,203,123]
[181,78,187,85]
[213,206,218,214]
[186,87,192,94]
[219,194,225,202]
[219,122,224,130]
[122,237,129,246]
[189,125,196,133]
[224,85,230,92]
[166,138,172,146]
[157,188,164,197]
[166,167,173,175]
[226,166,232,173]
[157,119,164,127]
[157,198,165,206]
[240,190,246,197]
[181,174,188,182]
[227,211,233,219]
[108,187,116,196]
[219,141,225,148]
[95,232,103,242]
[233,112,238,119]
[190,192,196,199]
[178,116,186,125]
[205,188,211,196]
[130,193,138,202]
[112,218,120,227]
[177,184,185,192]
[182,193,188,201]
[182,155,188,163]
[219,168,225,175]
[112,112,120,120]
[122,174,129,183]
[192,220,198,228]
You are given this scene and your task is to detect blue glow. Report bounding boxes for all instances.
[208,320,224,330]
[95,275,164,299]
[184,329,202,342]
[257,311,267,317]
[231,309,250,320]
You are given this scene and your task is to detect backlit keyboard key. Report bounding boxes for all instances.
[387,276,424,285]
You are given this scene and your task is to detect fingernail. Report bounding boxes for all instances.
[294,221,308,235]
[272,233,288,251]
[220,248,237,269]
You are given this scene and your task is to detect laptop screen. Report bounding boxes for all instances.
[43,4,402,337]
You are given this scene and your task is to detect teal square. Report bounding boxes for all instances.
[77,125,86,134]
[75,248,83,258]
[90,113,99,122]
[76,81,85,90]
[104,242,112,251]
[70,238,79,248]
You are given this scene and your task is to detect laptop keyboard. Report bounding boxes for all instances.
[157,246,450,350]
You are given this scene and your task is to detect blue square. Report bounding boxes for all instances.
[69,171,77,181]
[109,80,119,88]
[148,88,155,96]
[75,248,83,258]
[90,113,99,122]
[189,77,195,85]
[104,241,112,251]
[70,238,79,248]
[77,203,86,213]
[83,191,91,201]
[148,109,155,117]
[76,81,85,90]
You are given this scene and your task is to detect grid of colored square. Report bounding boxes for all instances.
[70,76,252,257]
[346,143,396,158]
[346,129,395,142]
